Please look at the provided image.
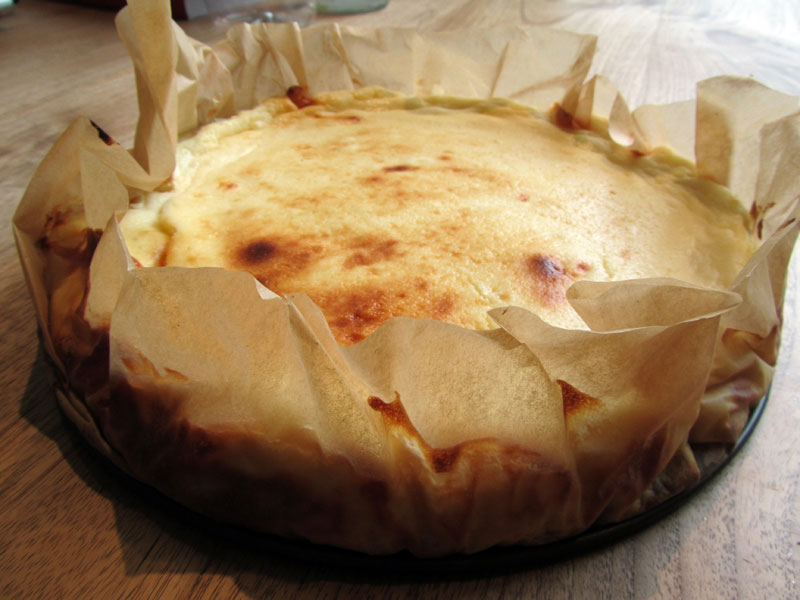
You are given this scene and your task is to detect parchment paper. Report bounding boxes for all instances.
[12,0,800,555]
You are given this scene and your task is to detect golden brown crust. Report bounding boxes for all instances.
[121,90,754,344]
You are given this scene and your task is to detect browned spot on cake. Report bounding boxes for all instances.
[368,394,511,477]
[224,233,457,345]
[239,165,262,178]
[368,393,455,470]
[362,174,386,185]
[431,446,462,473]
[570,262,591,278]
[432,294,455,320]
[551,104,574,130]
[229,235,323,293]
[367,394,410,428]
[383,165,419,173]
[433,221,465,240]
[518,193,530,202]
[322,287,393,344]
[41,206,69,231]
[156,238,173,267]
[164,368,189,381]
[121,353,160,377]
[344,237,399,269]
[312,113,362,123]
[444,164,508,187]
[239,240,276,264]
[218,180,237,190]
[36,207,101,261]
[525,253,572,305]
[323,288,388,344]
[286,85,317,109]
[358,169,425,206]
[557,379,601,417]
[120,354,188,383]
[391,187,413,203]
[313,281,457,345]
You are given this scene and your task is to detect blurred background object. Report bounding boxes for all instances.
[202,0,315,25]
[58,1,197,19]
[317,0,387,15]
[57,0,390,19]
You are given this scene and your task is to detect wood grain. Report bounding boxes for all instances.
[1,1,798,598]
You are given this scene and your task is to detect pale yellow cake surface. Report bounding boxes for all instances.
[120,88,754,344]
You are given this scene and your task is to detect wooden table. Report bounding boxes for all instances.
[1,1,799,597]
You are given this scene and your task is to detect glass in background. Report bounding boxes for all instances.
[316,0,388,15]
[203,0,316,26]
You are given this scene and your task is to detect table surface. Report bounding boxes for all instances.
[1,1,799,598]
